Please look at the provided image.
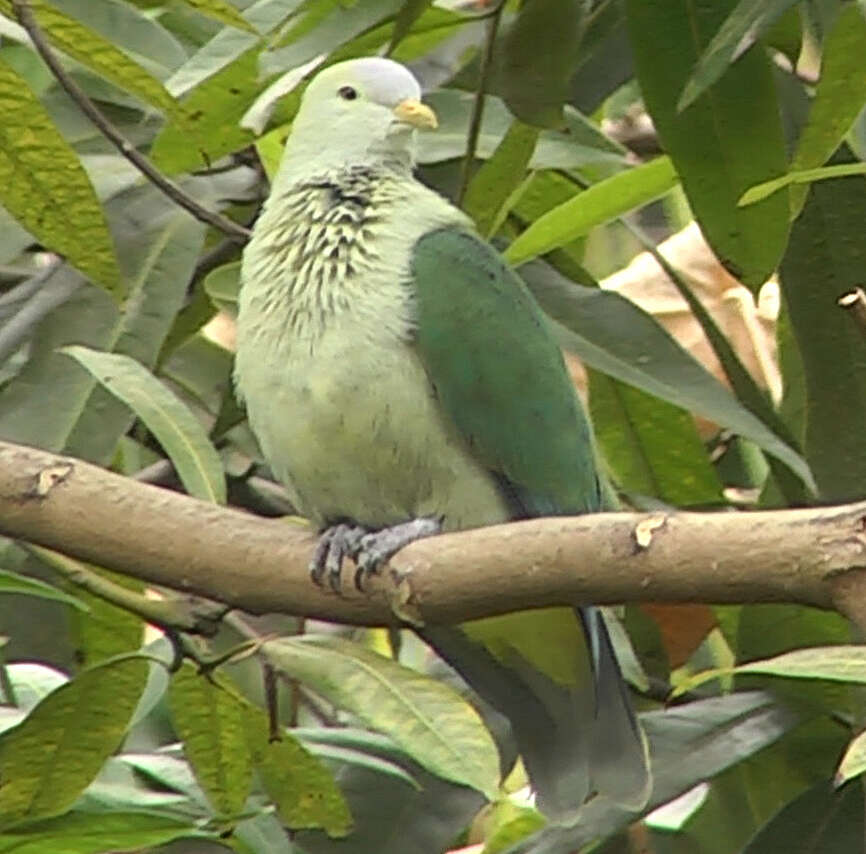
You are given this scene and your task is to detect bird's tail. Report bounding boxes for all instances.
[419,606,651,818]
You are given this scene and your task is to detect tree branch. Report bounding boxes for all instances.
[1,440,865,627]
[12,0,250,244]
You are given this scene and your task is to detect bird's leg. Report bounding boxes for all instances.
[353,517,442,591]
[310,522,369,592]
[311,517,442,593]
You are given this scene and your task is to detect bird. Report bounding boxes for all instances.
[235,56,651,816]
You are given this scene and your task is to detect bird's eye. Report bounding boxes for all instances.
[338,86,358,101]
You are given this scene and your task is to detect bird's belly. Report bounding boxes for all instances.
[240,329,509,531]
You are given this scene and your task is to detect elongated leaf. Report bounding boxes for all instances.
[61,347,226,503]
[0,209,205,465]
[0,656,148,827]
[0,568,86,610]
[178,0,258,33]
[0,57,120,295]
[500,0,586,127]
[0,811,210,853]
[835,729,866,787]
[779,148,866,501]
[169,665,253,818]
[741,162,866,206]
[246,712,352,837]
[261,0,402,77]
[463,120,539,238]
[589,372,723,506]
[678,0,799,111]
[388,0,433,52]
[504,692,801,852]
[0,0,178,114]
[517,260,813,487]
[789,4,866,216]
[504,156,678,265]
[420,91,627,171]
[736,646,866,683]
[626,0,790,288]
[263,635,500,800]
[50,0,188,75]
[152,46,262,174]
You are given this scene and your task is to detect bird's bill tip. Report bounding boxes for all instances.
[393,98,438,130]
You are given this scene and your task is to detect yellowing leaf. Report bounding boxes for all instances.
[0,57,121,295]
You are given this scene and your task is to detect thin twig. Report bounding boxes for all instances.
[0,264,81,364]
[0,255,62,314]
[457,0,505,205]
[13,0,249,244]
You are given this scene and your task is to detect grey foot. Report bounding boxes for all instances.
[310,523,368,592]
[353,517,442,591]
[310,518,442,593]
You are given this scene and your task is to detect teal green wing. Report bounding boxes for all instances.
[410,227,600,517]
[410,227,651,814]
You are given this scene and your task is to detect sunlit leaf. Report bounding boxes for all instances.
[504,156,678,265]
[0,656,148,826]
[0,57,120,295]
[61,346,226,503]
[263,635,500,800]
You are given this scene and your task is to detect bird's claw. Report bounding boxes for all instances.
[309,523,368,592]
[311,517,443,594]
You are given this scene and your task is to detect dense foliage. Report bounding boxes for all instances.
[1,0,866,852]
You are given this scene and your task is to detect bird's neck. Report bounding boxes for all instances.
[272,131,415,194]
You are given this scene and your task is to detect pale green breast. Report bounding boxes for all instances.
[235,170,509,530]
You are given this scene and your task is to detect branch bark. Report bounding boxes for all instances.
[1,440,865,627]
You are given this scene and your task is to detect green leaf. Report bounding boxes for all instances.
[0,0,179,114]
[0,656,148,827]
[0,57,120,295]
[49,0,188,76]
[736,646,866,683]
[463,119,539,238]
[203,260,241,315]
[168,664,253,818]
[0,811,210,853]
[294,728,421,790]
[248,719,352,837]
[635,237,808,504]
[741,162,866,206]
[789,4,866,216]
[482,801,546,854]
[420,91,628,172]
[73,567,146,667]
[388,0,432,52]
[742,782,863,854]
[0,568,86,610]
[589,372,723,506]
[61,346,226,503]
[778,148,866,502]
[151,46,263,174]
[626,0,790,288]
[263,635,500,800]
[0,210,205,465]
[517,261,813,487]
[677,0,799,112]
[504,156,678,265]
[177,0,258,33]
[499,0,586,127]
[261,0,402,77]
[835,729,866,787]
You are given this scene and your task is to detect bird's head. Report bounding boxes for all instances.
[280,57,437,178]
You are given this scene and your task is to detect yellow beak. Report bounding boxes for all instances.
[393,98,438,130]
